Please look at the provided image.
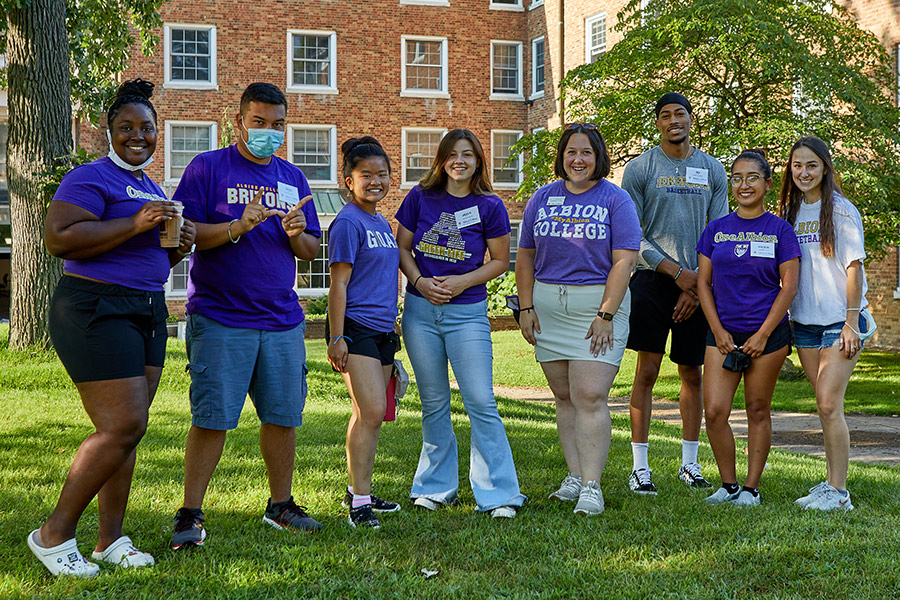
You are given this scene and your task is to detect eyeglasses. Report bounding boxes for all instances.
[731,174,762,186]
[565,122,598,131]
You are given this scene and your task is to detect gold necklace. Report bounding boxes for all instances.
[660,146,694,176]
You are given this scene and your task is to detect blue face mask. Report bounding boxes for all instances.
[241,120,284,159]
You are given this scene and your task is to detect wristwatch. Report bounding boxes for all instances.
[176,243,195,258]
[597,311,614,321]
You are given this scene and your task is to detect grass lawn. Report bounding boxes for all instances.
[2,325,899,599]
[490,330,900,416]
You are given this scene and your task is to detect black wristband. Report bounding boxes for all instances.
[519,306,534,312]
[413,275,423,288]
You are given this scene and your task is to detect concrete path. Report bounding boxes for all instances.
[491,385,900,468]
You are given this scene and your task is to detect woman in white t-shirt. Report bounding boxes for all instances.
[778,136,869,512]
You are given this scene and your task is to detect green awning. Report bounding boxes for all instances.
[311,189,345,216]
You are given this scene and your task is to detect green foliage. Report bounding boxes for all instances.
[486,271,518,314]
[219,106,236,148]
[38,147,98,200]
[305,295,328,316]
[0,0,164,123]
[516,0,900,258]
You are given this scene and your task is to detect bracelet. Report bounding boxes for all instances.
[227,219,241,243]
[673,266,683,281]
[413,275,423,289]
[176,244,193,258]
[519,306,534,312]
[330,335,353,345]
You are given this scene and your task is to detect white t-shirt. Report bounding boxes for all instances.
[790,194,868,325]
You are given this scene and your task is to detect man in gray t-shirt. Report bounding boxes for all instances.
[621,93,729,496]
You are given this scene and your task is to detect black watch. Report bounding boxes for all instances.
[597,311,614,321]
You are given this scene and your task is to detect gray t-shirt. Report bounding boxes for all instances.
[621,146,728,272]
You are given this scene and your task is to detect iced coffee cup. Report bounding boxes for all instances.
[159,202,184,248]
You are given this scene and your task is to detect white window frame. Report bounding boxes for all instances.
[402,127,447,188]
[491,130,523,189]
[490,0,524,11]
[585,13,607,64]
[490,41,524,101]
[166,258,190,300]
[295,217,334,298]
[400,0,449,5]
[164,121,217,185]
[508,220,522,271]
[529,0,543,8]
[287,125,338,187]
[531,36,545,100]
[164,24,217,90]
[400,36,450,99]
[286,30,338,95]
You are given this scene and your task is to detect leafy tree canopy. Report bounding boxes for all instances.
[514,0,900,257]
[1,0,163,123]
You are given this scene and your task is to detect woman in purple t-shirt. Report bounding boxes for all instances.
[516,123,639,516]
[396,129,525,517]
[697,150,799,507]
[29,80,195,577]
[327,137,401,529]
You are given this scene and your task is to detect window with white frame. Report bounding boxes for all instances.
[492,130,523,187]
[531,36,545,98]
[297,225,331,294]
[166,258,190,298]
[508,221,521,271]
[585,13,607,63]
[164,24,217,89]
[403,128,445,186]
[165,121,217,183]
[286,30,337,94]
[490,0,523,10]
[401,37,448,97]
[288,125,337,186]
[491,41,523,100]
[529,0,543,8]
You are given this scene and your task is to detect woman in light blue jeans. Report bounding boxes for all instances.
[395,129,525,517]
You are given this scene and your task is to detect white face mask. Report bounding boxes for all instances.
[106,129,154,172]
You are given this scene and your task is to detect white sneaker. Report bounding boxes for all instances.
[549,473,582,502]
[731,490,761,507]
[805,487,853,511]
[794,481,830,507]
[490,506,517,519]
[413,497,444,511]
[573,480,604,516]
[705,486,741,505]
[91,536,154,568]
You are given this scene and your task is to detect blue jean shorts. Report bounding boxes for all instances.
[792,319,865,350]
[186,313,308,430]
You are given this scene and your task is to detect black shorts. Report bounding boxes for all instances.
[706,319,792,356]
[327,315,400,366]
[49,275,168,383]
[626,269,709,366]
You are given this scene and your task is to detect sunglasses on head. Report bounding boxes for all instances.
[564,122,598,131]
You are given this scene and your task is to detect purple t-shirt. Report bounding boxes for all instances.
[52,157,171,291]
[174,145,322,331]
[519,179,641,284]
[697,211,801,333]
[395,186,510,304]
[328,202,400,332]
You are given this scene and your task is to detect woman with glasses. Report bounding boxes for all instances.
[779,137,869,511]
[515,123,640,516]
[396,129,525,518]
[697,150,800,507]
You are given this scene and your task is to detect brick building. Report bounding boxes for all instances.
[1,0,899,347]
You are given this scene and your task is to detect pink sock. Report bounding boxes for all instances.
[351,494,371,508]
[347,486,354,494]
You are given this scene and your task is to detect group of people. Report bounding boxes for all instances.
[26,81,867,578]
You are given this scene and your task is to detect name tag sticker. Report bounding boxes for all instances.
[454,206,481,228]
[547,196,566,206]
[685,167,709,186]
[277,182,300,208]
[750,241,775,258]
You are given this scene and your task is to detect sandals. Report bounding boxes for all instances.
[91,536,155,568]
[27,529,99,577]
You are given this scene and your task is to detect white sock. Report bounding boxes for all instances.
[347,486,354,494]
[632,442,649,471]
[682,440,699,466]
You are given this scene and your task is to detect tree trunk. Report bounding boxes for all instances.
[6,0,71,350]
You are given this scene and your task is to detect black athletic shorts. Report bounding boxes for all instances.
[326,315,400,366]
[626,269,709,366]
[705,319,792,356]
[49,275,168,383]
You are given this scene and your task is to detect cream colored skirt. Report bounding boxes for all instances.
[532,280,630,366]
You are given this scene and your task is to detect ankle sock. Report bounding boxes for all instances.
[741,486,759,497]
[631,442,649,472]
[723,482,740,494]
[347,486,354,495]
[681,440,699,466]
[351,494,371,508]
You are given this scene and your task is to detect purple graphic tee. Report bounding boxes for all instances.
[395,186,510,304]
[328,202,400,332]
[174,145,322,331]
[519,179,641,284]
[697,211,800,333]
[52,157,171,291]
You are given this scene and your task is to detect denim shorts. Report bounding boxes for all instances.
[792,319,865,350]
[185,313,308,430]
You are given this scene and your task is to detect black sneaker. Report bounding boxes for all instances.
[678,463,712,488]
[628,468,658,496]
[262,497,323,532]
[348,503,381,529]
[171,507,206,550]
[341,490,401,513]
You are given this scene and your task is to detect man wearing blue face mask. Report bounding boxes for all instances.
[170,82,325,548]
